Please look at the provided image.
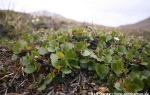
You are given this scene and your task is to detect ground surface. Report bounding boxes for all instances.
[0,46,109,95]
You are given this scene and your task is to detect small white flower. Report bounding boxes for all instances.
[114,37,119,41]
[31,19,35,23]
[34,56,38,58]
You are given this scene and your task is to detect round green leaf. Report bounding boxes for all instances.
[133,78,144,91]
[22,56,29,66]
[126,52,133,61]
[95,64,108,79]
[61,43,73,51]
[69,60,80,69]
[61,68,71,74]
[65,50,76,59]
[82,49,91,56]
[106,49,114,55]
[57,36,66,42]
[106,35,112,41]
[50,54,59,60]
[47,46,55,52]
[56,52,64,58]
[114,82,121,90]
[126,83,139,92]
[111,60,124,75]
[80,59,90,64]
[11,54,18,61]
[104,55,112,63]
[96,47,103,56]
[74,41,86,51]
[38,84,46,91]
[39,47,47,55]
[51,59,59,69]
[118,45,127,54]
[140,62,148,66]
[24,64,36,74]
[12,42,22,54]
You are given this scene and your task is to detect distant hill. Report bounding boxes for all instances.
[30,10,113,31]
[119,17,150,41]
[0,9,112,38]
[31,10,65,18]
[120,17,150,30]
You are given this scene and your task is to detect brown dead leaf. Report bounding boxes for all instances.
[98,86,109,93]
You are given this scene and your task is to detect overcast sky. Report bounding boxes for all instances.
[1,0,150,27]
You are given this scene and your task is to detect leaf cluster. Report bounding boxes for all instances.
[8,28,150,92]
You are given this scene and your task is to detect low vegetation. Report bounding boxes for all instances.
[0,10,150,94]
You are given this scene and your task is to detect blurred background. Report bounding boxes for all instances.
[1,0,150,40]
[1,0,150,27]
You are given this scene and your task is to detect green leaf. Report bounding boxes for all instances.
[126,52,133,61]
[55,47,60,52]
[33,35,39,42]
[39,47,47,55]
[133,78,144,91]
[47,40,59,52]
[44,77,52,85]
[69,60,80,69]
[61,68,71,74]
[22,56,29,66]
[147,76,150,87]
[99,36,106,42]
[111,60,124,75]
[129,72,137,79]
[87,61,96,70]
[11,54,18,61]
[56,52,64,58]
[74,41,86,51]
[106,35,112,41]
[38,84,46,91]
[59,58,68,68]
[95,64,108,79]
[31,51,39,58]
[20,40,27,47]
[51,54,66,69]
[126,83,139,92]
[113,55,122,61]
[80,63,88,68]
[48,40,58,47]
[50,54,59,60]
[12,41,22,54]
[0,37,8,45]
[47,46,55,52]
[41,40,49,47]
[82,49,91,56]
[114,82,121,90]
[104,55,112,63]
[80,59,90,63]
[140,62,148,66]
[44,73,54,85]
[57,36,66,42]
[96,47,103,56]
[106,49,114,55]
[90,51,97,59]
[60,43,73,51]
[28,83,38,89]
[118,45,127,54]
[141,70,150,77]
[51,59,60,69]
[24,64,36,74]
[65,50,76,59]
